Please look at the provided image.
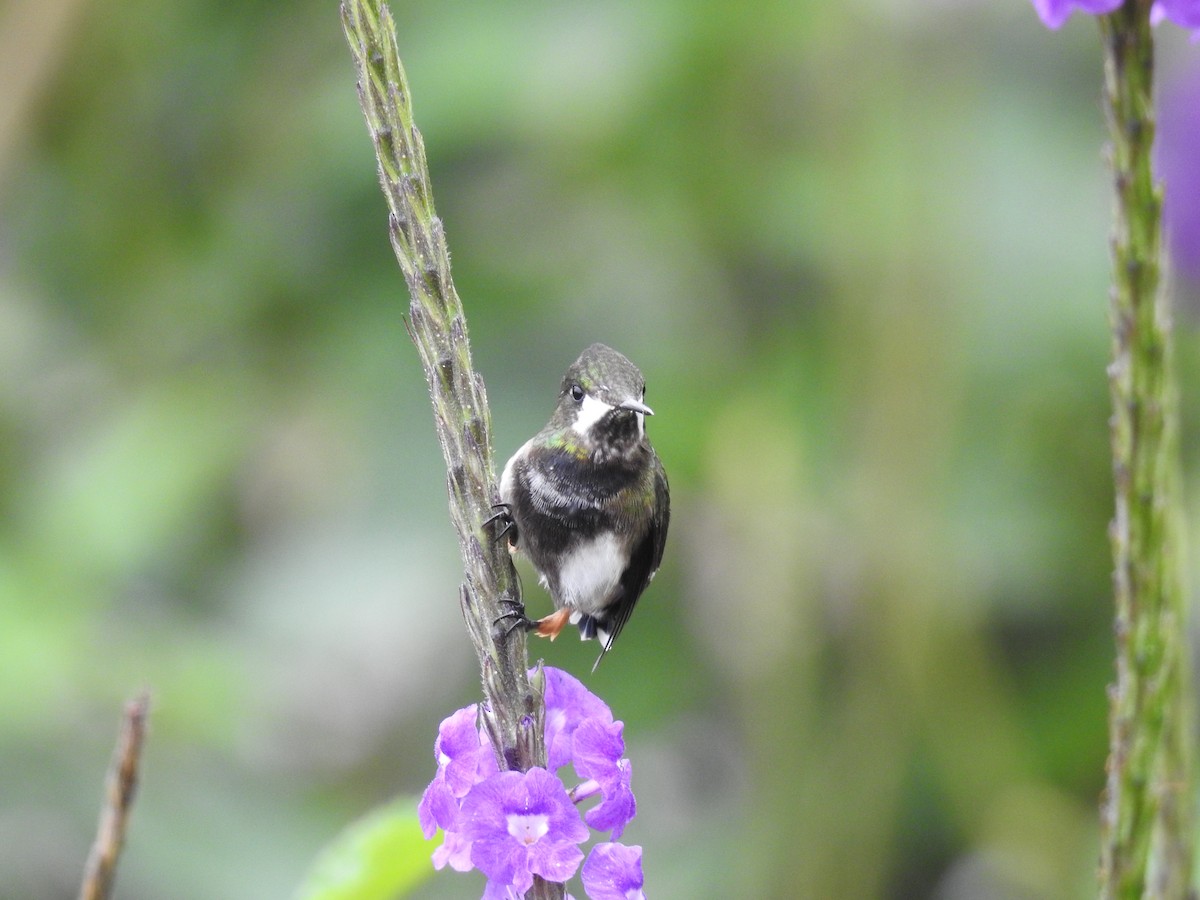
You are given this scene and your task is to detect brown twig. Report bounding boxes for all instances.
[78,692,151,900]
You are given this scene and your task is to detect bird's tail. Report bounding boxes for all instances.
[575,612,615,672]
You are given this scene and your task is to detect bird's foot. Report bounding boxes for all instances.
[493,601,573,643]
[494,596,535,639]
[533,608,572,641]
[484,503,518,545]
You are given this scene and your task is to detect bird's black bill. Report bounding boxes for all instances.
[617,398,654,416]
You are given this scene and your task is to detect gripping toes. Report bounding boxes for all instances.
[484,503,518,544]
[493,596,534,639]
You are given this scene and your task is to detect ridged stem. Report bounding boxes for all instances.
[1097,3,1194,897]
[340,7,557,896]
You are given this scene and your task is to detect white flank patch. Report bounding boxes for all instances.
[499,438,533,505]
[558,532,623,614]
[572,394,614,436]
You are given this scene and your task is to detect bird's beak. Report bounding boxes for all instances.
[618,398,654,416]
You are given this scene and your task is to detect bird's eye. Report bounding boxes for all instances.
[570,384,585,402]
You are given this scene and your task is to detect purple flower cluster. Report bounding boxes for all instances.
[418,667,646,899]
[1031,0,1200,33]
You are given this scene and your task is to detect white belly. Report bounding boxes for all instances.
[557,532,624,614]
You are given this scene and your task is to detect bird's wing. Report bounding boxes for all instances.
[591,453,670,671]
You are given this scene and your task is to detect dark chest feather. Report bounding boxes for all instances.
[511,447,648,564]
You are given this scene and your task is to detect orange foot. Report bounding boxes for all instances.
[533,608,572,641]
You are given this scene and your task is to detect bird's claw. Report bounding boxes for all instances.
[494,596,534,639]
[485,503,517,543]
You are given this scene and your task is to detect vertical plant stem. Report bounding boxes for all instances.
[1098,3,1194,897]
[338,13,561,899]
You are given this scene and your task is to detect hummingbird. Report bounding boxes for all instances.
[494,343,669,671]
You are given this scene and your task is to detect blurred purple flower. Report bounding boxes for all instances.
[1031,0,1121,28]
[1031,0,1200,30]
[572,717,637,839]
[1159,63,1200,283]
[541,666,614,772]
[1151,0,1200,29]
[459,767,589,896]
[581,843,646,900]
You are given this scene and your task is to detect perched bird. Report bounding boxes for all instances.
[495,343,670,670]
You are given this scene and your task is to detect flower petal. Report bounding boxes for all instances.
[1031,0,1122,28]
[528,838,586,884]
[581,842,645,900]
[418,775,459,836]
[1153,0,1200,27]
[469,830,521,884]
[458,768,588,889]
[572,718,625,779]
[584,761,637,840]
[540,667,613,772]
[432,829,475,873]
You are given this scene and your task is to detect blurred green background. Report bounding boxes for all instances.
[3,1,1200,897]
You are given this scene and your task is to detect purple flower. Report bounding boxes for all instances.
[1031,0,1121,28]
[439,708,499,795]
[581,843,645,900]
[541,667,613,772]
[458,767,589,896]
[572,717,637,839]
[418,670,644,893]
[431,829,474,873]
[1152,0,1200,28]
[418,704,498,871]
[1031,0,1200,31]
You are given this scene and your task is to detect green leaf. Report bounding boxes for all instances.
[293,797,435,900]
